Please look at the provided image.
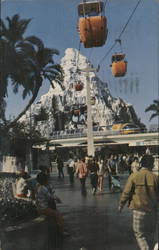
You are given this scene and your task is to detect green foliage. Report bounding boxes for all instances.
[0,121,43,157]
[0,14,64,126]
[145,99,159,121]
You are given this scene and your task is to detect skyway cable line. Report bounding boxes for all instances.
[97,0,143,69]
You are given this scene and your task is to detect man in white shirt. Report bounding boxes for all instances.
[67,156,75,184]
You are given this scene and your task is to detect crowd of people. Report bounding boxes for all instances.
[54,152,153,195]
[13,150,158,250]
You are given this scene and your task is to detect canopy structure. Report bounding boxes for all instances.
[78,1,104,16]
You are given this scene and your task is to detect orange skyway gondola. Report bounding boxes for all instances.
[77,1,108,48]
[111,54,127,77]
[75,81,84,91]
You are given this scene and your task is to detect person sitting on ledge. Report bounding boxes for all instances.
[35,172,65,248]
[16,171,31,198]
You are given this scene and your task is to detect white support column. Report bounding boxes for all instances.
[80,66,97,157]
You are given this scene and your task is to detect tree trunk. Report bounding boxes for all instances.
[7,85,40,128]
[25,142,33,173]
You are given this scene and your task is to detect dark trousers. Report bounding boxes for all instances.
[108,174,112,190]
[69,172,74,184]
[80,178,86,194]
[58,167,64,178]
[90,173,98,190]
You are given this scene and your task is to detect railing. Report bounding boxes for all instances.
[49,129,121,140]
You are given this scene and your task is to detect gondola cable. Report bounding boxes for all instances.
[104,0,109,8]
[82,0,86,17]
[115,39,123,53]
[97,0,142,69]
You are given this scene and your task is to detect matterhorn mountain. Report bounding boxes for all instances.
[20,48,144,137]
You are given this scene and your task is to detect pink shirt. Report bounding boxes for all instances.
[76,161,88,178]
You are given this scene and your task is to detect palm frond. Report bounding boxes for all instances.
[36,48,59,67]
[5,15,31,42]
[149,113,159,121]
[25,36,44,50]
[18,19,32,35]
[22,88,31,99]
[12,83,19,94]
[153,99,159,105]
[145,104,159,112]
[16,41,36,58]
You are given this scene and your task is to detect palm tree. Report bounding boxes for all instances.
[0,14,63,126]
[0,99,6,123]
[10,36,64,125]
[0,14,31,103]
[145,99,159,121]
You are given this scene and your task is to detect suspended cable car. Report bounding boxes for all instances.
[110,40,127,77]
[90,96,96,105]
[111,53,127,77]
[75,81,84,91]
[77,1,108,48]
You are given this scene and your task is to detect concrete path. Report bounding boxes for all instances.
[50,173,138,250]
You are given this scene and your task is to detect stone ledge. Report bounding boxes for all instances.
[4,216,46,232]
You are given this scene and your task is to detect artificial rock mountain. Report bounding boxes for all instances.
[20,48,144,137]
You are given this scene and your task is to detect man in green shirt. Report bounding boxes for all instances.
[118,154,159,250]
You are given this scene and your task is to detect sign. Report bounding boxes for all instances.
[129,140,159,146]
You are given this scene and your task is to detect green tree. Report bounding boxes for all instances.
[145,99,159,121]
[0,14,63,127]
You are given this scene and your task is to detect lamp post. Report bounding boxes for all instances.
[79,66,97,157]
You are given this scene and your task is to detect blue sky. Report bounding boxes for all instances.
[1,0,159,128]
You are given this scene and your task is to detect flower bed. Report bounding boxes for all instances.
[0,173,37,227]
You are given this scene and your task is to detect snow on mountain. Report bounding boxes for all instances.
[20,48,143,137]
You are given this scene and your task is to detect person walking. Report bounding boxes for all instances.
[67,155,75,185]
[107,154,117,191]
[97,159,105,192]
[87,157,99,195]
[118,154,159,250]
[131,156,140,174]
[76,158,88,196]
[56,157,64,179]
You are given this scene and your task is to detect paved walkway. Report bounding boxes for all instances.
[50,174,138,250]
